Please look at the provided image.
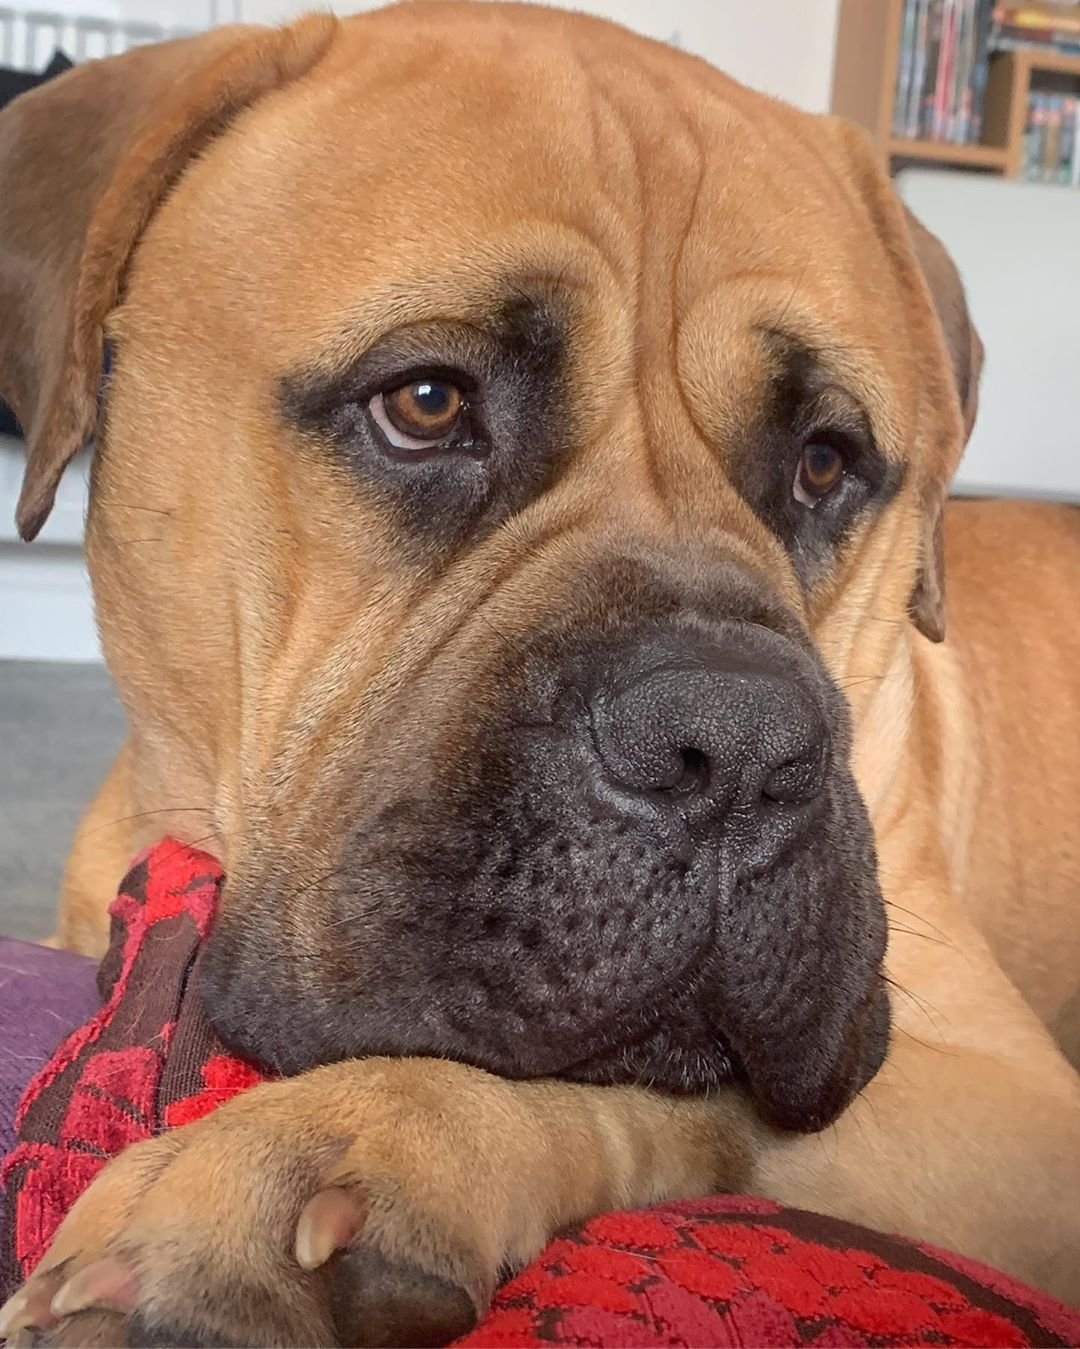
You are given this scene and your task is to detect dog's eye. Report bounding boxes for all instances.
[369,379,466,450]
[794,441,845,507]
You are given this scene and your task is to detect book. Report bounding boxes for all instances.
[969,0,994,141]
[893,0,920,136]
[1026,92,1048,177]
[1072,99,1080,184]
[922,0,945,136]
[990,1,1080,51]
[1044,94,1063,181]
[1059,95,1077,181]
[952,0,976,141]
[891,0,1003,146]
[992,27,1080,51]
[957,0,977,134]
[992,3,1080,36]
[909,0,933,137]
[933,0,958,138]
[1022,91,1035,176]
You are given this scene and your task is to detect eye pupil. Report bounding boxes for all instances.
[413,382,450,416]
[807,445,838,478]
[799,441,844,497]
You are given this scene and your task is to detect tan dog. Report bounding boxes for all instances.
[1,3,1078,1343]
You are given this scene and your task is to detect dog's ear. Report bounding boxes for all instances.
[900,206,983,641]
[0,15,336,540]
[824,120,983,642]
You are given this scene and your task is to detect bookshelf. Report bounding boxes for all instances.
[830,0,1080,177]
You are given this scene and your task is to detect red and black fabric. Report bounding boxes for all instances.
[457,1196,1080,1348]
[0,841,268,1300]
[2,839,1080,1345]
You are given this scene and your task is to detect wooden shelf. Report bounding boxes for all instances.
[887,138,1009,169]
[830,0,1080,181]
[1014,47,1080,77]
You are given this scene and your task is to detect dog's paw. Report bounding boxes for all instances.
[0,1064,499,1348]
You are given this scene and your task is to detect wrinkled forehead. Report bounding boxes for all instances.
[140,6,907,433]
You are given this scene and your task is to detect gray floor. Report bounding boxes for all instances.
[0,661,125,939]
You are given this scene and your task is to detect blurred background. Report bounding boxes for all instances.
[1,0,1078,927]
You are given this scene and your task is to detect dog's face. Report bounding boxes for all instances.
[1,3,980,1131]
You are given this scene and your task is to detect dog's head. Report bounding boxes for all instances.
[0,2,981,1131]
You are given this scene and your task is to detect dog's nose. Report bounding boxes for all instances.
[588,638,828,860]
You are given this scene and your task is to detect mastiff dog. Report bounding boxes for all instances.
[1,2,1078,1343]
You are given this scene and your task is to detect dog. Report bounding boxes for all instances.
[1,3,1078,1343]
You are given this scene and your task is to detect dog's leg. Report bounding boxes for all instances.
[0,1058,753,1347]
[55,744,139,955]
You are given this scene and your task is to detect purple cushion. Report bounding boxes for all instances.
[0,936,99,1160]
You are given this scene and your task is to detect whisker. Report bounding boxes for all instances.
[107,502,175,518]
[886,921,953,950]
[882,897,956,949]
[886,1021,954,1056]
[86,806,214,838]
[476,611,516,656]
[883,974,951,1038]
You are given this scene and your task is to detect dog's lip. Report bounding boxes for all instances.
[203,843,728,1079]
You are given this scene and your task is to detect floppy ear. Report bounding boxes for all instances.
[900,207,983,642]
[0,14,336,541]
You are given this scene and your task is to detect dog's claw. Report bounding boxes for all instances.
[295,1186,366,1270]
[49,1257,138,1320]
[0,1276,61,1338]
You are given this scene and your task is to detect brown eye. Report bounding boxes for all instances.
[370,379,465,449]
[794,441,845,507]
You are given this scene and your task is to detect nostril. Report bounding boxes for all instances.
[666,746,711,796]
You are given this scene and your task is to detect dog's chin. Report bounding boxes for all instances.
[559,1025,743,1096]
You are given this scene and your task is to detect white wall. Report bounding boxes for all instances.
[899,171,1080,501]
[19,0,843,110]
[226,0,842,113]
[530,0,842,112]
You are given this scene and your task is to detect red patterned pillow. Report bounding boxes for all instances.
[1,842,261,1294]
[3,839,1079,1346]
[459,1196,1080,1347]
